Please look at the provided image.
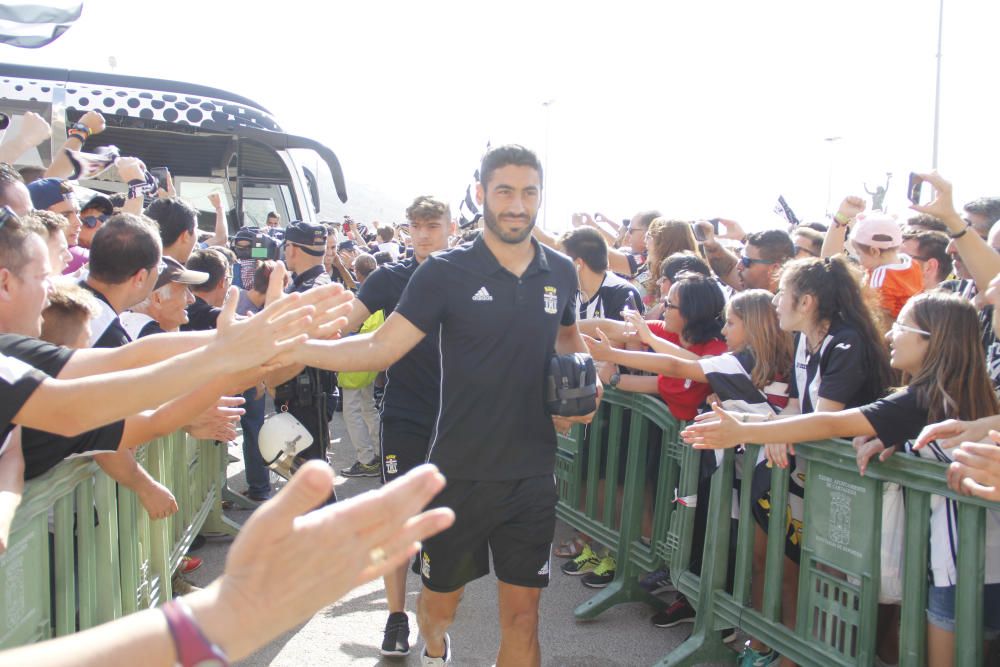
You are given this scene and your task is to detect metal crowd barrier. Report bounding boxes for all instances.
[0,433,233,649]
[556,391,1000,666]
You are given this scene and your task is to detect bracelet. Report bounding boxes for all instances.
[66,131,88,143]
[833,212,851,228]
[948,222,972,240]
[68,122,92,138]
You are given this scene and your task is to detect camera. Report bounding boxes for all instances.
[231,226,280,261]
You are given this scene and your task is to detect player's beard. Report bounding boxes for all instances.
[482,199,536,245]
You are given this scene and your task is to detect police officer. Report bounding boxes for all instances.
[272,222,335,473]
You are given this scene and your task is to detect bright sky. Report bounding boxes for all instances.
[3,0,999,230]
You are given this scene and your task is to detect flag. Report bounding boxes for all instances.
[774,195,800,228]
[458,142,490,229]
[0,2,83,49]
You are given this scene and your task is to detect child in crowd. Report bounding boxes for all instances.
[585,289,793,630]
[683,292,1000,667]
[849,212,924,320]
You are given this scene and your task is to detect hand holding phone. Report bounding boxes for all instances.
[907,173,924,206]
[150,167,171,193]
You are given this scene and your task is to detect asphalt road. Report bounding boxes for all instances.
[185,413,736,667]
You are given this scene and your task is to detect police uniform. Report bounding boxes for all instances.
[273,223,334,466]
[394,234,578,592]
[356,258,440,483]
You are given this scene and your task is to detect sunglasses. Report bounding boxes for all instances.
[82,214,110,228]
[739,255,775,268]
[795,246,819,258]
[891,321,931,337]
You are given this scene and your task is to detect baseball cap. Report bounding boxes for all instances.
[154,256,209,291]
[80,193,114,216]
[852,213,902,249]
[337,239,356,252]
[284,221,327,249]
[27,177,74,211]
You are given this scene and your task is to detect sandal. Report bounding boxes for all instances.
[555,536,588,559]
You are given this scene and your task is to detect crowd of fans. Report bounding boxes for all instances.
[1,107,1000,667]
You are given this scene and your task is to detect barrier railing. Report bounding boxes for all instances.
[0,432,231,649]
[661,440,1000,667]
[555,388,697,620]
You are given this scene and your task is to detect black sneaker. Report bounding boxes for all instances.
[651,595,695,627]
[340,460,381,477]
[581,555,616,588]
[381,611,410,657]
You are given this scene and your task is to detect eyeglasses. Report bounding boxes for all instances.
[795,246,819,258]
[81,214,110,228]
[663,302,681,310]
[891,321,931,337]
[739,255,775,268]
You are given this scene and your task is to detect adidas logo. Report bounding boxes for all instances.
[537,560,550,576]
[472,286,493,302]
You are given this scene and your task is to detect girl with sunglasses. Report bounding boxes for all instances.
[683,292,1000,667]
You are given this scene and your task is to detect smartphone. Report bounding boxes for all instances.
[149,166,170,191]
[692,219,719,242]
[907,173,923,205]
[342,221,351,233]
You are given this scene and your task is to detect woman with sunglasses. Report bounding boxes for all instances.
[683,292,1000,667]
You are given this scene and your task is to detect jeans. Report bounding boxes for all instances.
[341,384,380,463]
[240,388,271,498]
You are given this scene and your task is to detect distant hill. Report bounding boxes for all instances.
[317,179,411,226]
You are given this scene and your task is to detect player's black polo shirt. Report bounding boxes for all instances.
[395,235,578,481]
[357,258,439,429]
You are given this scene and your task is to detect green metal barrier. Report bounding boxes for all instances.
[0,432,231,649]
[661,440,1000,667]
[554,388,698,620]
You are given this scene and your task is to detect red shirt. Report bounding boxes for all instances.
[646,321,728,420]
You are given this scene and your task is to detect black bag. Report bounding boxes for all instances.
[545,353,598,417]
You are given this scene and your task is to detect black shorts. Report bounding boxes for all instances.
[418,475,557,593]
[380,418,432,483]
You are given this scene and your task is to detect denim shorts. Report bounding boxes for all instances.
[926,583,1000,639]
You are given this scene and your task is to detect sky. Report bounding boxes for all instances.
[3,0,999,230]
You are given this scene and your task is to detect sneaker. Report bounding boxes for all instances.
[340,460,381,477]
[739,643,779,667]
[380,611,410,657]
[638,568,676,595]
[582,555,616,588]
[420,632,451,665]
[721,627,738,644]
[651,595,695,627]
[560,544,600,576]
[179,555,203,575]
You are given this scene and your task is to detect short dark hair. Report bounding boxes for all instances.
[791,227,823,255]
[88,213,162,284]
[373,250,393,265]
[479,144,543,189]
[906,213,948,233]
[560,227,608,273]
[252,260,277,293]
[0,209,45,275]
[963,197,1000,226]
[266,211,279,221]
[630,210,661,231]
[672,273,725,345]
[659,251,711,281]
[145,197,198,247]
[746,229,794,264]
[907,230,952,282]
[187,248,229,292]
[377,225,395,242]
[801,221,828,233]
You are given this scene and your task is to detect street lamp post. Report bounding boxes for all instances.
[824,136,842,217]
[542,99,554,228]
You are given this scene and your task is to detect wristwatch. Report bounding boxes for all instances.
[609,372,621,388]
[162,598,230,667]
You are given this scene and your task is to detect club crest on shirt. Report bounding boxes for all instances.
[421,551,431,578]
[543,286,558,314]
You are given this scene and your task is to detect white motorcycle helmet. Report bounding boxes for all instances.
[258,411,313,480]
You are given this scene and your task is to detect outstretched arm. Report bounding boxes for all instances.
[290,311,426,373]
